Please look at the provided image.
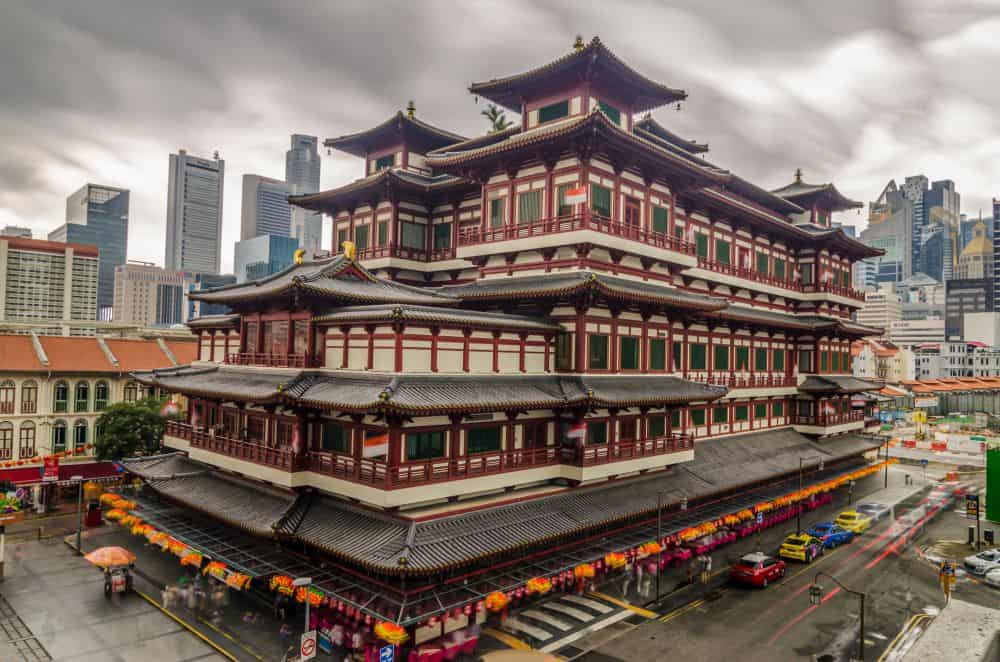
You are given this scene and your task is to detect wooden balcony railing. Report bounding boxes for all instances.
[811,281,865,302]
[790,411,865,426]
[457,214,696,256]
[688,373,798,388]
[225,353,309,368]
[165,421,307,471]
[576,434,693,467]
[352,244,457,263]
[697,258,803,292]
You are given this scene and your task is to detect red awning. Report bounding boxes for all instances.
[0,461,120,487]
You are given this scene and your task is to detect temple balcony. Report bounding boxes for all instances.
[688,372,798,389]
[456,214,697,266]
[224,352,315,369]
[165,420,307,472]
[354,244,457,263]
[789,410,865,436]
[695,258,804,294]
[808,281,866,303]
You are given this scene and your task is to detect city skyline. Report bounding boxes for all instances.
[2,2,999,273]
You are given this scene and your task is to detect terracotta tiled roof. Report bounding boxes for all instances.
[165,341,198,365]
[104,339,172,371]
[0,335,44,371]
[0,335,180,374]
[36,336,112,372]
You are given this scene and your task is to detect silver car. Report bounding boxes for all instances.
[856,502,890,522]
[963,549,1000,576]
[984,568,1000,589]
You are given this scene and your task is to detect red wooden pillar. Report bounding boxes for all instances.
[366,325,375,370]
[640,314,650,374]
[609,312,620,372]
[492,331,501,373]
[394,323,404,372]
[575,307,587,372]
[518,333,527,373]
[543,334,552,373]
[341,325,351,369]
[462,329,472,372]
[450,202,460,254]
[430,327,440,373]
[389,200,399,249]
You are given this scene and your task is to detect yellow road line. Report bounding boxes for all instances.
[659,598,705,623]
[134,589,238,661]
[195,613,265,661]
[587,592,657,618]
[483,626,533,651]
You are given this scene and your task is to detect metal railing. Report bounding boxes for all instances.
[790,411,865,426]
[225,352,309,368]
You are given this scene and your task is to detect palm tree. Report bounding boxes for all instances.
[481,104,513,133]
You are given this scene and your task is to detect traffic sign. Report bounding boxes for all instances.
[919,459,928,467]
[756,512,763,525]
[380,644,395,662]
[300,630,317,661]
[967,494,980,519]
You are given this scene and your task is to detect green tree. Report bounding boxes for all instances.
[481,104,513,133]
[94,398,167,461]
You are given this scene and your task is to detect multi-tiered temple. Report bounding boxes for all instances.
[132,37,883,632]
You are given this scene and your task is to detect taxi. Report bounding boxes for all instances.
[778,534,824,563]
[834,510,872,534]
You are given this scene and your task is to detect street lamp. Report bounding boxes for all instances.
[293,577,313,634]
[797,457,824,534]
[72,475,84,555]
[655,490,668,601]
[848,480,856,505]
[809,571,866,661]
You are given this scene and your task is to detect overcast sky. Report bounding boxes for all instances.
[2,0,999,272]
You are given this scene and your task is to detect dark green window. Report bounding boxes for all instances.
[321,422,350,453]
[467,426,502,454]
[754,403,767,419]
[691,409,706,426]
[557,184,575,216]
[713,406,728,424]
[690,343,707,370]
[652,207,669,234]
[843,352,851,372]
[555,334,573,371]
[649,338,666,370]
[620,337,639,370]
[773,349,785,371]
[670,410,681,428]
[832,351,841,372]
[586,421,607,445]
[798,350,814,373]
[820,351,828,372]
[407,431,445,461]
[801,263,813,285]
[518,190,542,224]
[774,258,786,280]
[736,347,749,370]
[598,101,621,124]
[672,342,681,371]
[715,239,731,265]
[400,222,425,250]
[713,345,729,370]
[374,154,394,171]
[94,382,109,411]
[489,198,505,227]
[433,223,451,250]
[591,185,612,217]
[773,402,784,417]
[337,228,348,250]
[589,334,609,370]
[735,406,749,422]
[755,348,768,371]
[648,415,666,438]
[377,222,388,245]
[695,233,709,259]
[354,225,369,250]
[538,100,569,123]
[756,252,769,274]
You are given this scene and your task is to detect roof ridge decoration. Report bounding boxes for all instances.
[324,109,467,158]
[633,114,709,154]
[95,335,119,369]
[29,331,49,367]
[156,337,179,366]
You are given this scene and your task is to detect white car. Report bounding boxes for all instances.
[963,549,1000,576]
[984,568,1000,589]
[856,502,891,522]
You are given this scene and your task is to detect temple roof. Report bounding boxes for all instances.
[439,271,729,311]
[469,36,686,113]
[136,364,297,403]
[188,254,460,307]
[797,375,883,395]
[313,304,564,333]
[325,110,466,158]
[771,169,863,212]
[289,168,476,213]
[186,314,240,329]
[632,115,708,154]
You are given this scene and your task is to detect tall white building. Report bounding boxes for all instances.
[240,175,293,240]
[887,319,946,347]
[0,237,98,323]
[856,289,902,335]
[113,261,194,327]
[165,150,224,274]
[286,134,323,256]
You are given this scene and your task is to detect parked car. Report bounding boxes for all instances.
[963,549,1000,576]
[778,534,824,563]
[834,510,872,534]
[856,502,891,522]
[806,522,855,548]
[983,567,1000,589]
[729,552,787,588]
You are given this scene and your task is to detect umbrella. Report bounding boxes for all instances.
[84,546,136,569]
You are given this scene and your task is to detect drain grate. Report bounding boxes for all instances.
[0,594,51,661]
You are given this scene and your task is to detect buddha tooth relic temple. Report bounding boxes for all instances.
[124,37,886,642]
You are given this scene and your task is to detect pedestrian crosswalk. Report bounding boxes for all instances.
[497,592,637,653]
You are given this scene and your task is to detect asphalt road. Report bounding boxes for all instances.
[567,476,995,662]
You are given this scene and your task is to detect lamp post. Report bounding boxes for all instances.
[809,571,866,661]
[797,457,824,534]
[655,490,669,601]
[293,577,313,635]
[72,475,84,555]
[883,438,890,488]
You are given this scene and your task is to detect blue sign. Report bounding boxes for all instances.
[380,644,395,662]
[756,512,764,525]
[920,459,929,467]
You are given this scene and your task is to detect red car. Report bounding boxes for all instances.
[729,552,786,588]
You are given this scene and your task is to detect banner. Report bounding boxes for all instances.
[563,186,586,205]
[914,396,939,409]
[42,455,59,482]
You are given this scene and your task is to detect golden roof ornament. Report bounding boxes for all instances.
[293,248,306,265]
[342,240,356,261]
[573,35,585,52]
[406,100,416,118]
[794,168,803,184]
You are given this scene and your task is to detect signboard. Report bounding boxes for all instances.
[914,396,939,409]
[300,630,317,661]
[41,456,59,482]
[851,397,867,408]
[756,512,764,525]
[0,512,24,525]
[920,459,929,467]
[966,494,980,519]
[380,645,395,662]
[317,629,333,654]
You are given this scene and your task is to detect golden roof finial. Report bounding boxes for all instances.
[293,248,306,265]
[406,100,415,118]
[794,168,803,183]
[342,240,356,261]
[573,35,585,52]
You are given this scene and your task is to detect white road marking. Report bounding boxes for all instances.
[520,609,573,631]
[562,595,614,614]
[540,601,594,622]
[504,617,553,641]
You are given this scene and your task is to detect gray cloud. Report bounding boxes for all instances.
[1,0,999,268]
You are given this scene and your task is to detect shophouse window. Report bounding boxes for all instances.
[691,409,706,426]
[518,190,542,224]
[52,421,67,452]
[354,225,369,250]
[18,422,34,456]
[598,101,621,124]
[620,337,639,370]
[648,415,666,438]
[489,199,505,227]
[53,381,69,413]
[590,185,612,217]
[0,382,13,415]
[74,420,87,450]
[374,154,394,171]
[713,407,728,424]
[538,100,569,123]
[690,343,707,370]
[467,426,502,454]
[754,403,767,419]
[555,334,573,370]
[652,207,669,234]
[774,258,786,280]
[695,233,709,259]
[586,421,607,445]
[123,382,138,403]
[20,381,36,414]
[589,334,609,370]
[407,431,445,461]
[756,252,769,274]
[400,222,426,250]
[94,381,109,411]
[0,423,12,459]
[736,347,749,371]
[715,239,731,265]
[649,338,666,370]
[713,345,729,371]
[433,224,451,250]
[735,406,749,422]
[755,348,768,371]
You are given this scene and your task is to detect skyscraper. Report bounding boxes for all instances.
[113,261,193,327]
[993,197,1000,311]
[233,234,299,283]
[240,175,293,240]
[862,181,914,284]
[924,179,961,281]
[901,175,928,272]
[286,134,323,255]
[49,183,129,318]
[0,237,99,323]
[165,150,224,274]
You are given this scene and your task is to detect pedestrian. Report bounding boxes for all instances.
[686,561,696,585]
[186,586,198,611]
[279,622,292,645]
[703,554,713,584]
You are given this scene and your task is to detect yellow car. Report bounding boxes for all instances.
[834,510,872,534]
[778,534,824,563]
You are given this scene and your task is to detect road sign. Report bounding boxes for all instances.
[300,630,317,661]
[919,459,929,467]
[967,494,980,519]
[380,644,395,662]
[756,512,763,525]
